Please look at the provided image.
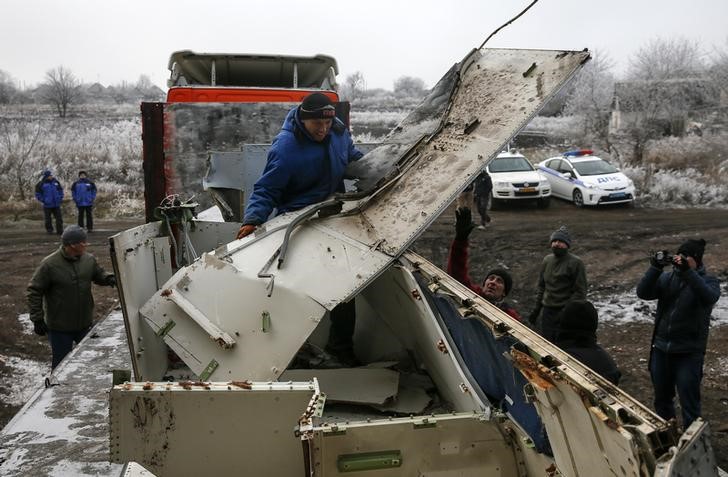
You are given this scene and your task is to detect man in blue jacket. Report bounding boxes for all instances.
[71,170,97,231]
[34,170,64,235]
[235,92,364,366]
[637,239,720,428]
[236,92,363,239]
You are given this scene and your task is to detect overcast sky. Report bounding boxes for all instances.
[1,0,727,91]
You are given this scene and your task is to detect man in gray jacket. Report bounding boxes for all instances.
[528,225,588,341]
[27,225,116,369]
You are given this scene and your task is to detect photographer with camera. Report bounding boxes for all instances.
[637,239,720,429]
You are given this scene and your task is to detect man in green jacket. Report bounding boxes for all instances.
[528,225,588,342]
[27,225,116,369]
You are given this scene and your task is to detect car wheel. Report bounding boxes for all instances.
[572,189,584,207]
[537,197,550,209]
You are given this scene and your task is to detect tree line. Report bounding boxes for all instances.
[0,66,164,117]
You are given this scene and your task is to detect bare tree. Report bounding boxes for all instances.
[619,38,711,161]
[0,112,43,199]
[341,71,366,101]
[41,66,81,117]
[0,69,17,104]
[707,38,728,100]
[563,50,616,148]
[393,76,426,98]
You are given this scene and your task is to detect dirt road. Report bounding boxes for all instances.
[1,202,726,468]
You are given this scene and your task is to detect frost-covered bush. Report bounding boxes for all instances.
[632,167,727,207]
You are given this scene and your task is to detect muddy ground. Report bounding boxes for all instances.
[0,201,726,469]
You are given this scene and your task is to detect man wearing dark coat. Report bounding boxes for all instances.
[27,225,116,369]
[637,238,720,428]
[555,300,621,385]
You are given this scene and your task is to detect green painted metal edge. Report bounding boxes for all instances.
[337,450,402,472]
[199,359,219,381]
[156,320,176,337]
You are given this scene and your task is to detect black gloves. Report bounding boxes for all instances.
[649,250,670,269]
[455,207,476,241]
[527,306,542,325]
[105,275,117,287]
[33,320,48,336]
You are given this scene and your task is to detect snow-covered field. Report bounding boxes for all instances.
[593,291,728,326]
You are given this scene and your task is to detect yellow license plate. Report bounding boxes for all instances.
[519,187,536,192]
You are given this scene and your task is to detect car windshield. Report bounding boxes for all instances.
[572,159,618,176]
[489,156,534,173]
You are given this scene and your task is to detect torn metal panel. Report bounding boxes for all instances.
[111,222,171,381]
[280,368,399,405]
[110,381,317,476]
[301,412,517,477]
[139,250,327,381]
[372,384,432,415]
[335,48,591,255]
[0,312,129,476]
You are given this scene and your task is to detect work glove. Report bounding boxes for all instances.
[236,224,257,240]
[649,250,669,269]
[527,306,541,326]
[454,207,476,241]
[33,320,48,336]
[105,275,117,288]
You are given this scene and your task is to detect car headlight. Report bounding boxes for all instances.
[494,181,509,188]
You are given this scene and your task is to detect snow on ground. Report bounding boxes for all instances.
[17,313,33,335]
[593,290,728,326]
[0,353,49,407]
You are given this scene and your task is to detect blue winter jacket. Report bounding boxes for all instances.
[35,178,64,208]
[71,178,97,207]
[243,108,363,225]
[637,264,721,354]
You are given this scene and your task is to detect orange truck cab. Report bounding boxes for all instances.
[141,50,346,222]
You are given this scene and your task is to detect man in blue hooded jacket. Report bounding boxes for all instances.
[236,92,363,239]
[71,170,97,231]
[34,170,64,235]
[637,238,720,428]
[235,92,364,366]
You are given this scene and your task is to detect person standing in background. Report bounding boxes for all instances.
[34,170,64,235]
[71,170,97,232]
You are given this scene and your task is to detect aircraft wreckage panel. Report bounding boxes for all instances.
[140,223,391,381]
[338,48,590,255]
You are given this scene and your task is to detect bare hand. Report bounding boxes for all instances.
[236,224,257,240]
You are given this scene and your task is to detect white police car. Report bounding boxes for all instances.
[487,151,551,208]
[536,150,635,207]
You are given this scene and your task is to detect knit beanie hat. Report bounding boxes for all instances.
[42,170,52,178]
[677,238,706,265]
[557,300,598,345]
[550,225,572,248]
[62,225,88,245]
[484,268,513,296]
[298,93,336,120]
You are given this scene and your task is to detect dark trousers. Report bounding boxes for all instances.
[650,347,704,428]
[77,205,93,230]
[539,305,564,343]
[43,207,63,234]
[48,327,91,369]
[474,193,491,224]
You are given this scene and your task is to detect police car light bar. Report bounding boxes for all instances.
[563,149,594,157]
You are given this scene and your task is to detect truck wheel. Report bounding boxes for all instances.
[572,189,584,207]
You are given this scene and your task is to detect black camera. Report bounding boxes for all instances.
[652,250,688,268]
[653,250,675,267]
